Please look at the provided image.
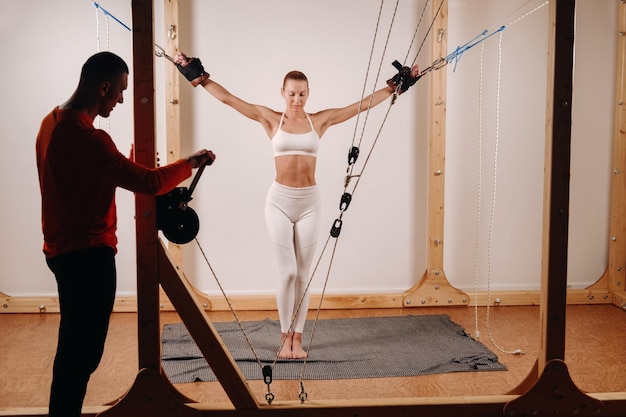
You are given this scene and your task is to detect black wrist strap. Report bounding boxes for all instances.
[176,58,207,82]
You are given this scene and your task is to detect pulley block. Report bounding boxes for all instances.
[156,161,208,244]
[339,192,352,211]
[348,146,360,165]
[156,188,200,244]
[330,218,343,238]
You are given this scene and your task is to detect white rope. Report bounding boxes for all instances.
[475,31,523,356]
[103,15,111,131]
[93,7,112,131]
[95,6,100,52]
[505,0,550,28]
[488,0,550,31]
[471,0,549,356]
[473,39,485,341]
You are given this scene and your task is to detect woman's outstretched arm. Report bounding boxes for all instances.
[312,64,420,137]
[174,51,279,137]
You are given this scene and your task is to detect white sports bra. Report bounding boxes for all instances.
[271,113,320,157]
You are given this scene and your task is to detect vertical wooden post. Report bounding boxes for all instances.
[132,0,162,371]
[609,1,626,310]
[505,2,604,413]
[403,0,469,308]
[426,0,448,275]
[164,0,184,267]
[538,0,576,369]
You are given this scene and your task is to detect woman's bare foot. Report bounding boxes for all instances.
[278,333,293,359]
[291,332,308,359]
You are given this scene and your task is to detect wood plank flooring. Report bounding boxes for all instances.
[0,305,624,409]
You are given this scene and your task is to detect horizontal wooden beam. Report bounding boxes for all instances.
[2,391,626,417]
[0,288,615,314]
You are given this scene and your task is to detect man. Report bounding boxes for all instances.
[35,51,214,417]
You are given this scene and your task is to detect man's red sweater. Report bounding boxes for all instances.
[36,108,192,258]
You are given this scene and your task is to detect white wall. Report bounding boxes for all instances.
[0,0,616,299]
[445,0,616,291]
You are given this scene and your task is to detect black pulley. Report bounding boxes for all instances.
[348,146,360,165]
[156,161,209,244]
[156,187,200,244]
[330,218,343,238]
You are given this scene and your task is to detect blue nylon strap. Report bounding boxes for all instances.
[446,26,507,72]
[91,1,132,32]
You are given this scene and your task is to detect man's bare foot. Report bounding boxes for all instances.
[278,333,293,359]
[291,332,308,359]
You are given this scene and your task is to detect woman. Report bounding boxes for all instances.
[175,51,418,359]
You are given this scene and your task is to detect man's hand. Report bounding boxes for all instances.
[186,149,216,168]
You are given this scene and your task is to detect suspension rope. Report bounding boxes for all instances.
[194,238,278,403]
[289,2,406,399]
[297,235,340,401]
[350,0,386,152]
[407,0,445,69]
[402,0,432,67]
[90,0,545,397]
[349,0,400,178]
[185,0,440,398]
[293,1,447,399]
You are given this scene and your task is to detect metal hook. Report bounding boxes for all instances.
[263,365,275,404]
[168,24,177,40]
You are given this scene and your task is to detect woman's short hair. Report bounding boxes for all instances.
[283,70,308,88]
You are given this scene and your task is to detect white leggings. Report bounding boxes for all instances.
[264,182,321,333]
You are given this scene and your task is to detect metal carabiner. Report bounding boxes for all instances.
[431,57,448,70]
[298,381,308,403]
[263,365,275,404]
[154,44,176,63]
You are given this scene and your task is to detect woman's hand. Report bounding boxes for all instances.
[174,51,210,87]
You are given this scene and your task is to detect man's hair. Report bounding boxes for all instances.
[80,51,129,86]
[283,70,308,88]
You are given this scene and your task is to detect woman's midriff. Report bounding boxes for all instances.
[274,155,317,188]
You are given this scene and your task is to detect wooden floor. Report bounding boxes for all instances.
[0,304,625,409]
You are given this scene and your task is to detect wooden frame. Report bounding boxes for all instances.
[2,0,626,416]
[104,1,626,416]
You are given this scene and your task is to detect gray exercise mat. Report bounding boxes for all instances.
[161,314,506,383]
